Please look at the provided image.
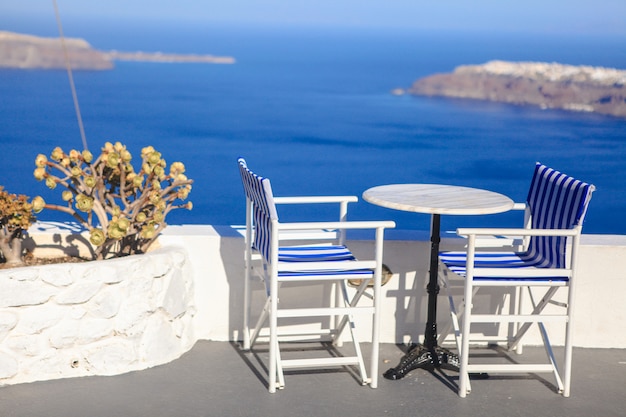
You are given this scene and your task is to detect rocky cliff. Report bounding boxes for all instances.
[0,31,235,70]
[0,31,112,70]
[406,60,626,118]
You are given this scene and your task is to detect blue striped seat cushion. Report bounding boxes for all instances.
[439,251,569,282]
[277,245,374,278]
[278,270,374,278]
[278,245,356,262]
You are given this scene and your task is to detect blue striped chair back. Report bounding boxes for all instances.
[238,158,278,261]
[523,163,594,268]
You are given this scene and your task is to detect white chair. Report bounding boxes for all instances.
[439,163,595,397]
[238,158,395,393]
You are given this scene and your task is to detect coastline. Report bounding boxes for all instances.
[104,50,235,64]
[405,60,626,118]
[0,31,235,70]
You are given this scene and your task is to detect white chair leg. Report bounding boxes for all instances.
[370,276,381,388]
[459,283,473,397]
[537,321,564,393]
[458,237,476,398]
[514,286,524,355]
[346,311,368,384]
[334,280,344,347]
[275,337,285,390]
[268,282,279,393]
[563,322,573,397]
[243,274,251,350]
[562,308,575,396]
[249,298,270,348]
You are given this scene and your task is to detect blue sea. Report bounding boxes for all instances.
[1,20,625,234]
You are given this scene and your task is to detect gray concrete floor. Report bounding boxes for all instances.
[2,341,625,417]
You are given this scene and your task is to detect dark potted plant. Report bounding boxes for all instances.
[0,186,43,266]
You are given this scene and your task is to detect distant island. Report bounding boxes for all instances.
[0,31,235,70]
[398,60,626,118]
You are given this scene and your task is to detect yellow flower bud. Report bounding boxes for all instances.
[186,201,193,210]
[84,176,97,188]
[106,153,120,169]
[177,187,190,200]
[32,196,45,213]
[102,142,114,153]
[170,162,185,176]
[75,194,94,213]
[153,166,164,178]
[133,176,143,188]
[149,192,161,205]
[45,177,57,189]
[33,167,46,181]
[51,147,64,161]
[117,217,130,231]
[153,211,164,223]
[140,224,156,240]
[35,154,48,168]
[61,157,70,168]
[114,142,124,152]
[141,146,155,158]
[147,151,161,165]
[71,166,82,177]
[62,190,73,201]
[69,149,81,161]
[108,223,126,239]
[121,150,132,162]
[89,228,105,246]
[82,149,93,163]
[136,212,147,223]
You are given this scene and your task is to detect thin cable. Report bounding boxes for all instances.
[53,0,89,151]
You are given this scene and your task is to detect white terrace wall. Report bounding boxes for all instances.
[0,243,196,386]
[159,225,626,350]
[1,223,624,386]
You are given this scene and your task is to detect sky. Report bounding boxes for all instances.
[2,0,626,36]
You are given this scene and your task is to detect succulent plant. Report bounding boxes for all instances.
[34,142,193,260]
[0,186,42,265]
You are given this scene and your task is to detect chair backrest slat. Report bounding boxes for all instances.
[524,163,595,268]
[238,158,278,261]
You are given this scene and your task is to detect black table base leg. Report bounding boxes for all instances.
[384,213,461,381]
[383,343,460,380]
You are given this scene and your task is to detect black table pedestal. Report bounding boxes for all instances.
[384,214,460,379]
[383,343,459,379]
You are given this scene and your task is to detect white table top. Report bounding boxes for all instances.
[362,184,514,216]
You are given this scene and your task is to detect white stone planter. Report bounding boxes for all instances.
[0,246,196,386]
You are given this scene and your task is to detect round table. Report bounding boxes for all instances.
[363,184,514,379]
[362,184,514,216]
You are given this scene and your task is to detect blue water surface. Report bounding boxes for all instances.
[1,21,625,234]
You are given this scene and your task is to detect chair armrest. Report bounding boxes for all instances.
[273,196,358,205]
[470,234,525,249]
[279,220,396,231]
[456,227,579,238]
[454,203,527,250]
